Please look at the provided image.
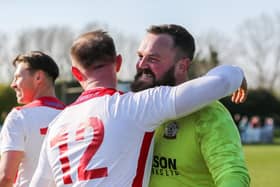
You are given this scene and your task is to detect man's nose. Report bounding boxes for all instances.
[10,80,16,89]
[137,56,149,69]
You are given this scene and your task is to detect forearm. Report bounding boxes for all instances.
[205,64,244,93]
[0,177,13,187]
[0,151,23,187]
[174,65,244,117]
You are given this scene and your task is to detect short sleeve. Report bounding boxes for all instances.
[0,109,25,153]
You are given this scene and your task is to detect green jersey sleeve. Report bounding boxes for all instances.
[197,101,250,187]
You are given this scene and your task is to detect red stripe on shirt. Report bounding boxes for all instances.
[70,87,124,106]
[15,96,65,110]
[132,132,154,187]
[14,170,18,184]
[40,127,48,135]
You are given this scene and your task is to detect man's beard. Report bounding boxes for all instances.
[130,65,176,92]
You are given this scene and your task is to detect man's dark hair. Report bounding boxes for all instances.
[12,51,59,83]
[147,24,195,61]
[70,30,117,69]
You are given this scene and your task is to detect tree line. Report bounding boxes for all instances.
[1,13,280,124]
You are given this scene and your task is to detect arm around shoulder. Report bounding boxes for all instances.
[205,64,244,96]
[173,65,245,117]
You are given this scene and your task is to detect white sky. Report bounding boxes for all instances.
[0,0,279,38]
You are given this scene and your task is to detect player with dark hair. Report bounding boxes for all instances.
[131,24,250,187]
[0,51,65,187]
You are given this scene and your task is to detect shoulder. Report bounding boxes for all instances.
[179,101,236,134]
[196,102,239,133]
[1,109,25,137]
[12,103,33,113]
[195,101,231,119]
[199,101,228,113]
[4,108,22,121]
[13,102,33,111]
[178,101,229,121]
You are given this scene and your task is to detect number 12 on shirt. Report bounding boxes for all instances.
[50,117,108,184]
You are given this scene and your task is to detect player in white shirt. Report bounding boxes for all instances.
[0,51,65,187]
[30,30,247,187]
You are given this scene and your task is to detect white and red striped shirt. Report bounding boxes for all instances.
[0,97,65,187]
[31,65,245,187]
[32,87,175,187]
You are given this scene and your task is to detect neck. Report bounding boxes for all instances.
[33,86,56,100]
[84,79,117,90]
[176,76,188,85]
[80,64,118,91]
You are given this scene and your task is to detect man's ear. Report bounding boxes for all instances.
[34,70,43,83]
[176,58,190,74]
[71,66,83,81]
[115,54,122,72]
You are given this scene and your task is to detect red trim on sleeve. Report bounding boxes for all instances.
[14,170,18,184]
[40,127,48,135]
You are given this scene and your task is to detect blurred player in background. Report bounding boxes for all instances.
[0,51,65,187]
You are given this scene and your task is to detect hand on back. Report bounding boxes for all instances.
[231,78,247,104]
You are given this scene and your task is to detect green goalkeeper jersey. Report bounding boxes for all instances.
[149,101,250,187]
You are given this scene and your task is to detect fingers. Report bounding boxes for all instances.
[231,77,248,104]
[231,88,247,104]
[231,91,237,103]
[237,89,246,103]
